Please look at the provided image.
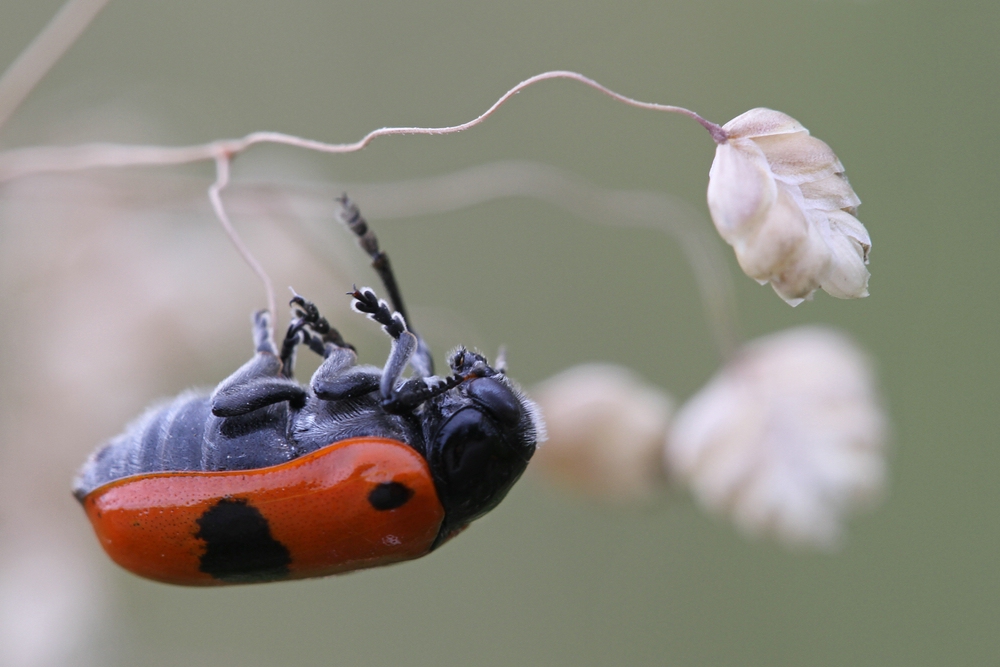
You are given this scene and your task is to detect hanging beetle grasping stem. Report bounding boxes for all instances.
[73,196,543,586]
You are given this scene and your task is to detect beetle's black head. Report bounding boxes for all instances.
[422,349,544,547]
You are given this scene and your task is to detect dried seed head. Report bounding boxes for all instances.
[532,364,673,502]
[665,326,888,549]
[707,108,870,305]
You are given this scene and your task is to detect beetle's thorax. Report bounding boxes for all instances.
[290,393,422,456]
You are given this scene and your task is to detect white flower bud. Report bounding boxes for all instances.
[532,364,673,502]
[665,327,888,549]
[707,108,871,305]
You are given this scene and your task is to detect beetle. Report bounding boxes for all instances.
[73,196,543,586]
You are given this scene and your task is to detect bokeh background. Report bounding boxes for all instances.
[0,1,997,665]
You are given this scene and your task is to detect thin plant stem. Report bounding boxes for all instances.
[208,153,276,318]
[0,0,112,133]
[0,71,727,182]
[310,162,740,357]
[0,67,730,338]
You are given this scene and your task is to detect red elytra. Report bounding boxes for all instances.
[80,437,444,586]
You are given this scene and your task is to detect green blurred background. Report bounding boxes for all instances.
[0,1,997,665]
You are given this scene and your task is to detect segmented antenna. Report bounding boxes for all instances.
[336,195,434,376]
[335,195,410,326]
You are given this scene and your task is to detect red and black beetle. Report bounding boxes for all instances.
[73,196,543,586]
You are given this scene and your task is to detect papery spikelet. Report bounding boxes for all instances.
[707,109,870,305]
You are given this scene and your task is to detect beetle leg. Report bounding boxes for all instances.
[253,310,279,355]
[279,294,356,378]
[278,325,305,379]
[383,349,494,413]
[348,286,478,412]
[310,359,380,402]
[211,360,308,417]
[347,286,420,402]
[336,195,434,377]
[289,293,355,352]
[350,286,407,339]
[379,330,419,402]
[211,312,308,417]
[381,372,467,414]
[274,292,389,401]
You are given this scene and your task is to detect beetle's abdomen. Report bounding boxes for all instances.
[136,394,212,473]
[80,438,444,585]
[73,392,212,499]
[73,391,302,500]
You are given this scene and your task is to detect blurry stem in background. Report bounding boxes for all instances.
[0,5,735,349]
[317,162,740,357]
[0,73,735,347]
[0,0,111,133]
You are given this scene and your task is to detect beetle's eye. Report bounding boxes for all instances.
[429,405,523,524]
[467,378,522,427]
[439,408,508,482]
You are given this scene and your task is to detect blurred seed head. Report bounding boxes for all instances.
[707,108,870,306]
[532,364,673,502]
[665,326,888,549]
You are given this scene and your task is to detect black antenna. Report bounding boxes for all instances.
[335,195,410,325]
[335,195,434,376]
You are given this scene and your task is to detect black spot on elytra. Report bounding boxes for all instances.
[368,482,414,511]
[195,498,291,583]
